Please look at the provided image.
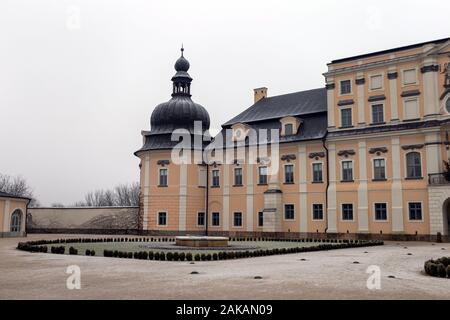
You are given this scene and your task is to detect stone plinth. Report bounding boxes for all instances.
[175,236,229,248]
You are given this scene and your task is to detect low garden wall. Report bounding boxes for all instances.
[27,207,139,234]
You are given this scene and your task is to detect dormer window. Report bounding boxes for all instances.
[279,117,301,136]
[285,124,293,136]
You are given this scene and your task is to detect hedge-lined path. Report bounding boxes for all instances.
[1,234,449,299]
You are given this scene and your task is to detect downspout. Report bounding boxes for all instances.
[205,163,209,236]
[322,136,329,234]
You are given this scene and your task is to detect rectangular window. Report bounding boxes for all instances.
[371,104,384,124]
[197,212,205,226]
[342,161,353,181]
[258,166,268,184]
[313,204,324,220]
[212,212,220,226]
[370,74,383,90]
[233,212,242,227]
[342,204,353,221]
[158,212,167,226]
[258,212,264,227]
[284,164,294,184]
[404,98,419,120]
[312,163,323,183]
[285,123,293,135]
[234,167,243,186]
[406,152,422,178]
[284,204,295,220]
[159,168,168,186]
[341,108,352,128]
[212,170,220,187]
[373,158,386,180]
[408,203,422,221]
[403,69,417,85]
[374,203,387,221]
[340,80,351,95]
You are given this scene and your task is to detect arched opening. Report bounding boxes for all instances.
[443,199,450,236]
[10,209,22,233]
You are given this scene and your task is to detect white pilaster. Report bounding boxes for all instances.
[298,145,308,233]
[422,58,440,117]
[246,162,254,232]
[327,143,337,233]
[222,162,230,231]
[391,137,404,233]
[388,67,399,121]
[178,162,187,231]
[425,132,442,174]
[143,154,150,229]
[357,73,365,125]
[327,78,335,128]
[357,141,369,232]
[3,200,10,232]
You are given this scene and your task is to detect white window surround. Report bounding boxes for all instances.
[211,169,220,186]
[369,73,384,91]
[371,157,388,180]
[340,203,355,222]
[210,212,221,227]
[197,211,206,227]
[158,168,168,186]
[283,203,296,221]
[279,116,301,136]
[402,97,420,120]
[311,203,325,221]
[232,212,244,228]
[406,201,424,222]
[340,159,354,181]
[338,78,353,96]
[373,202,389,222]
[404,150,423,179]
[157,211,168,227]
[401,68,419,87]
[339,106,353,128]
[311,161,324,183]
[370,102,385,124]
[283,163,295,184]
[258,166,268,184]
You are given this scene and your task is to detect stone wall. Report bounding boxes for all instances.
[27,207,139,234]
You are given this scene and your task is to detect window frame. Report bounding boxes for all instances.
[405,151,422,179]
[211,169,220,187]
[284,164,295,184]
[370,103,385,124]
[369,73,384,91]
[407,202,423,222]
[257,211,264,227]
[341,203,354,221]
[157,211,168,227]
[312,203,324,221]
[233,212,243,228]
[211,212,221,227]
[373,203,388,222]
[403,97,420,120]
[284,123,294,136]
[197,212,205,227]
[234,167,243,186]
[340,107,353,128]
[158,168,168,187]
[372,157,387,181]
[312,162,324,183]
[339,79,353,96]
[402,68,419,86]
[341,160,354,182]
[258,166,268,185]
[284,204,295,221]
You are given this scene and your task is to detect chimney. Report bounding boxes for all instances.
[253,87,268,103]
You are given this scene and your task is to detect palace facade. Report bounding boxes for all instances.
[135,38,450,240]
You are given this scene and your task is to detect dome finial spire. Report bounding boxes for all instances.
[181,44,184,57]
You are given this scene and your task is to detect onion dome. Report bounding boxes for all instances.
[149,47,210,135]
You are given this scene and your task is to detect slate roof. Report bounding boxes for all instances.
[223,88,327,126]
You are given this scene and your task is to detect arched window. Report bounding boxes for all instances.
[406,152,422,178]
[446,97,450,114]
[10,209,22,233]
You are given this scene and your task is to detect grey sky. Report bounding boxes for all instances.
[0,0,448,206]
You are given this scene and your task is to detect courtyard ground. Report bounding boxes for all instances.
[0,234,449,299]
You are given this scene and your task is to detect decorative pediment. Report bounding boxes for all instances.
[369,147,388,155]
[157,160,170,166]
[281,154,297,162]
[337,150,355,157]
[231,123,250,142]
[279,117,302,136]
[401,144,424,151]
[309,152,325,159]
[257,157,271,165]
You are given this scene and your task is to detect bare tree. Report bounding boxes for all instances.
[74,182,139,207]
[51,203,65,208]
[0,173,39,206]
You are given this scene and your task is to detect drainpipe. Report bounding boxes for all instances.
[205,163,209,236]
[322,136,329,234]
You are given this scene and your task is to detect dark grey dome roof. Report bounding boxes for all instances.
[175,56,190,72]
[148,47,210,135]
[150,96,210,134]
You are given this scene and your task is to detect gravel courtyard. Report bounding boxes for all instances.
[1,234,449,300]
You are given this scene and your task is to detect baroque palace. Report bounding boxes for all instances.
[135,38,450,240]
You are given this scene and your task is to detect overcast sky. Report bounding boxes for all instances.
[0,0,448,206]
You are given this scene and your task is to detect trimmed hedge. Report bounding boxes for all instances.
[17,237,384,262]
[424,257,450,279]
